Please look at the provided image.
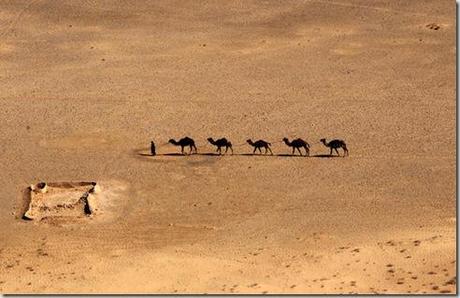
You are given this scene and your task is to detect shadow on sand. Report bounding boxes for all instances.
[137,152,223,157]
[157,153,219,156]
[311,154,342,158]
[138,152,344,158]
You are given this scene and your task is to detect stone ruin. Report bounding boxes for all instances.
[23,181,101,221]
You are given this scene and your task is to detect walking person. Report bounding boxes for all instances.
[150,141,156,156]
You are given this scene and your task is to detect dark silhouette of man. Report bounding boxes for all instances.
[150,141,156,156]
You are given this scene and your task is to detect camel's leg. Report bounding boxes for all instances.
[297,147,302,156]
[190,144,197,154]
[304,146,310,156]
[217,146,221,155]
[258,147,262,154]
[253,147,257,154]
[334,148,340,156]
[292,147,295,155]
[181,146,185,155]
[268,146,273,155]
[330,147,333,156]
[229,146,233,155]
[343,146,349,157]
[193,144,197,154]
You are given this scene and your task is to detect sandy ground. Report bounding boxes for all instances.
[0,0,456,294]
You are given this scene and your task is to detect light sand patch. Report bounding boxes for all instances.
[296,25,357,38]
[91,180,129,221]
[308,0,430,18]
[169,172,186,181]
[229,26,358,56]
[0,42,15,54]
[168,223,219,231]
[331,42,364,56]
[378,38,441,46]
[38,133,120,149]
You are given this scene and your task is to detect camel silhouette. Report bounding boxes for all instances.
[168,137,197,155]
[246,139,273,155]
[320,138,349,157]
[283,138,310,156]
[207,137,233,155]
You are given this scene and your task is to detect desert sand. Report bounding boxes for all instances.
[0,0,456,294]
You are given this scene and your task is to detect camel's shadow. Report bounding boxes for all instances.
[276,154,307,158]
[139,152,225,157]
[140,153,343,158]
[159,153,220,157]
[239,153,305,157]
[135,147,345,159]
[311,154,342,158]
[239,154,341,158]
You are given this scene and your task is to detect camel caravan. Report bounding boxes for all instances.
[150,136,349,157]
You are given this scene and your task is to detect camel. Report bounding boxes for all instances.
[320,138,349,157]
[207,137,233,155]
[246,139,273,155]
[283,138,310,156]
[168,137,197,154]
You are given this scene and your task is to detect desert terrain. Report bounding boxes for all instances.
[0,0,456,294]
